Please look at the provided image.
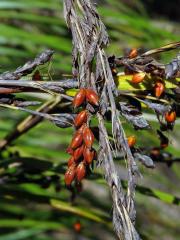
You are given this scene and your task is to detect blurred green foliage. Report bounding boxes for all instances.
[0,0,179,73]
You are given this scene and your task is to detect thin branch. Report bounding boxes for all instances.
[0,79,78,89]
[0,50,54,80]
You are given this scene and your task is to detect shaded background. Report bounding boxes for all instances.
[0,0,179,239]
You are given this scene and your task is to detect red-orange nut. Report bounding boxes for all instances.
[128,48,138,59]
[131,72,146,84]
[70,132,83,149]
[72,89,86,108]
[83,127,95,148]
[77,123,86,134]
[68,156,75,167]
[76,162,86,182]
[154,81,165,98]
[86,89,99,106]
[64,164,76,186]
[73,221,81,233]
[73,145,84,161]
[74,110,88,128]
[83,147,94,164]
[127,136,136,148]
[165,111,176,123]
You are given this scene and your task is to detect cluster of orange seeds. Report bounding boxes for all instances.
[64,88,99,186]
[126,50,177,123]
[127,48,165,99]
[132,73,166,99]
[131,72,165,98]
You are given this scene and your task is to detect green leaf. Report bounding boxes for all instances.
[136,185,180,205]
[0,229,44,240]
[50,199,111,225]
[0,24,71,53]
[0,219,64,230]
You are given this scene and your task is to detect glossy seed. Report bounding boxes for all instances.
[76,162,86,181]
[154,81,165,98]
[73,145,84,161]
[127,136,136,148]
[83,127,95,148]
[131,72,146,84]
[77,123,86,134]
[74,110,88,128]
[73,221,82,233]
[70,132,83,149]
[128,48,138,59]
[72,89,86,108]
[165,111,176,123]
[83,147,94,164]
[64,164,76,186]
[68,156,75,167]
[86,89,99,106]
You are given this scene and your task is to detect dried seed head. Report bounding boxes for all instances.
[154,81,165,98]
[64,164,76,186]
[165,111,176,123]
[70,132,83,149]
[83,127,95,148]
[73,145,84,161]
[72,89,86,108]
[76,162,86,182]
[127,136,136,148]
[128,48,138,59]
[86,89,99,106]
[83,147,94,164]
[74,110,88,128]
[131,72,146,84]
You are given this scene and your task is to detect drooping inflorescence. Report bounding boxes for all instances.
[64,88,98,186]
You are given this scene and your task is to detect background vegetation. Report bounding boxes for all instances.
[0,0,179,239]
